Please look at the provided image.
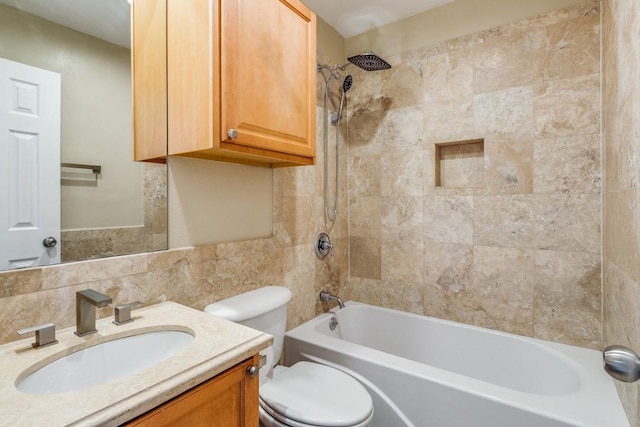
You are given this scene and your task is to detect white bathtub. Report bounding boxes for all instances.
[284,302,629,427]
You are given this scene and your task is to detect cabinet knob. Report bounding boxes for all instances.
[247,365,258,378]
[227,129,238,139]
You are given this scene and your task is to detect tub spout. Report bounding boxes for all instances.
[319,291,345,309]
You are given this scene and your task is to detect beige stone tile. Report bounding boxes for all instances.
[533,13,600,81]
[473,195,533,248]
[341,277,381,306]
[42,254,149,290]
[378,106,425,152]
[348,154,381,198]
[381,228,424,286]
[480,137,533,195]
[472,246,535,303]
[473,31,536,93]
[616,97,638,190]
[422,49,475,144]
[603,260,639,348]
[277,164,316,198]
[347,94,392,157]
[0,268,42,298]
[349,197,382,238]
[603,191,620,265]
[603,260,640,426]
[382,196,423,232]
[533,74,600,138]
[474,86,534,139]
[423,242,474,324]
[532,193,601,253]
[424,196,473,245]
[283,244,317,329]
[603,108,621,194]
[379,61,423,109]
[314,236,347,299]
[381,149,425,197]
[349,237,381,280]
[0,284,85,344]
[423,48,474,104]
[345,277,424,315]
[472,297,534,337]
[436,141,485,189]
[424,144,478,197]
[214,245,283,288]
[281,195,319,246]
[423,100,476,144]
[533,250,601,349]
[533,133,601,194]
[615,188,640,284]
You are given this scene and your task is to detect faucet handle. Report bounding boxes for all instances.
[17,323,58,349]
[113,301,143,325]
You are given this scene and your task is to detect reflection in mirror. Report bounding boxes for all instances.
[0,0,167,271]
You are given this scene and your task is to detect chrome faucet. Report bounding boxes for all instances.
[319,290,345,309]
[75,289,112,336]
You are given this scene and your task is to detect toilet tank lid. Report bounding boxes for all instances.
[204,286,292,322]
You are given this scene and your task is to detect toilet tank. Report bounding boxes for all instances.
[204,286,291,365]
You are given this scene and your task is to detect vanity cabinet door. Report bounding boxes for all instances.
[123,355,259,427]
[164,0,316,167]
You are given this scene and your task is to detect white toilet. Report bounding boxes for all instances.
[204,286,374,427]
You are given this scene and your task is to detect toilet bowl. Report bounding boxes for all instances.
[204,286,373,427]
[259,362,373,427]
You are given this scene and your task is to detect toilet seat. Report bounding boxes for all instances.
[259,362,373,427]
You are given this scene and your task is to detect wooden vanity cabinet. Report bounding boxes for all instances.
[123,355,259,427]
[133,0,317,167]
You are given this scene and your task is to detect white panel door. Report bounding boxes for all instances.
[0,57,61,271]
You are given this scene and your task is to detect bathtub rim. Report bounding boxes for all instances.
[285,301,629,427]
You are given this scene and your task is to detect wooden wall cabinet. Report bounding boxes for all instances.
[123,355,259,427]
[133,0,317,167]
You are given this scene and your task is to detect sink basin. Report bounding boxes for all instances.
[16,329,194,395]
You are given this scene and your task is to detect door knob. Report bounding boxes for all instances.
[42,237,57,248]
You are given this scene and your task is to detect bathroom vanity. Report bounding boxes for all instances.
[0,302,271,426]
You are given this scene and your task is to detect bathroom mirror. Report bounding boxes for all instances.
[0,0,168,271]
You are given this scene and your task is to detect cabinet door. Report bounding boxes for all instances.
[132,0,167,162]
[222,0,316,158]
[124,356,259,427]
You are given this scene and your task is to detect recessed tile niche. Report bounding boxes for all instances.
[434,139,485,188]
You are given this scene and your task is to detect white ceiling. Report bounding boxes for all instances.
[0,0,131,48]
[0,0,453,48]
[302,0,456,38]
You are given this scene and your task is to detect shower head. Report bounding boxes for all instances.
[336,75,352,124]
[347,51,391,71]
[343,75,353,93]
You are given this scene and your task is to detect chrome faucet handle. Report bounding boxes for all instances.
[17,323,58,349]
[113,301,144,325]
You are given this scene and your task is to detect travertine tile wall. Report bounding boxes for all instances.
[0,55,347,345]
[344,1,602,349]
[602,0,640,423]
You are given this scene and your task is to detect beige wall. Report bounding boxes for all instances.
[346,0,588,58]
[602,0,640,423]
[343,1,602,349]
[168,157,273,247]
[0,5,144,230]
[317,16,346,64]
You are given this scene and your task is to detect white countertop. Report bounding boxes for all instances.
[0,301,272,426]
